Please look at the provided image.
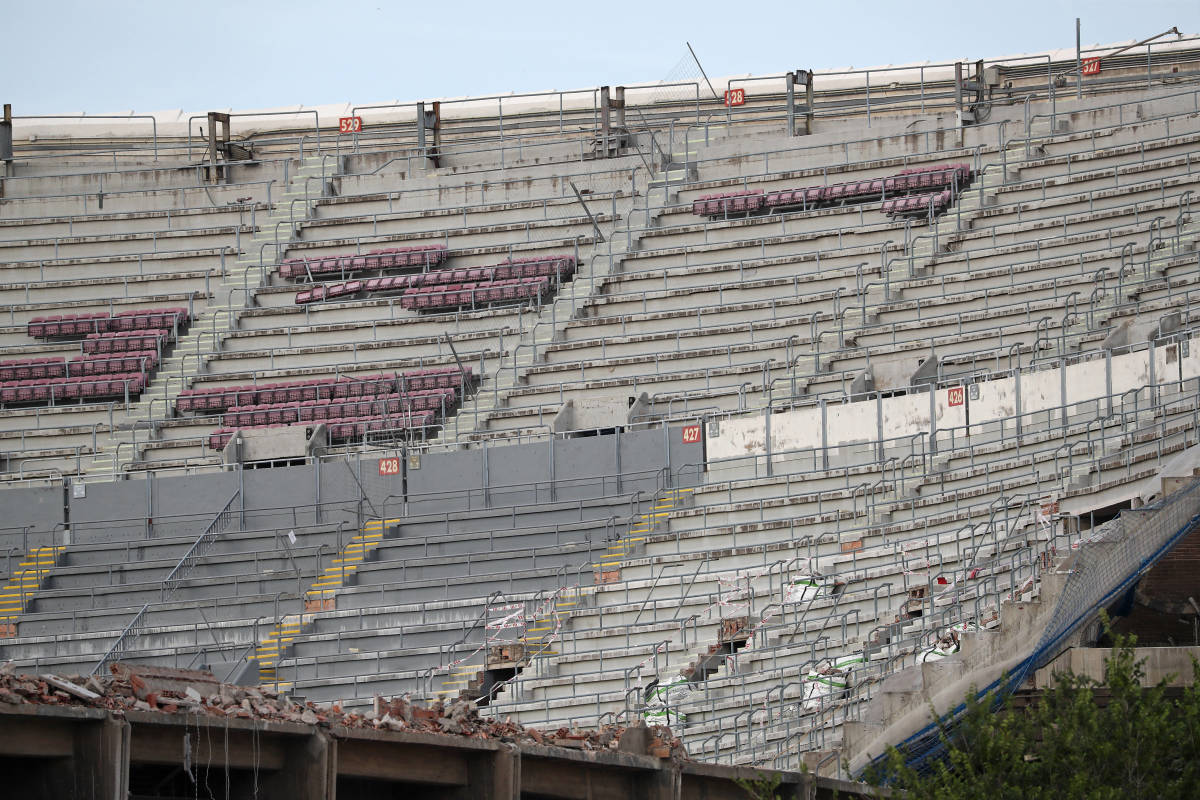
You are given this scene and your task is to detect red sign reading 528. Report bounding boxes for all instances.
[339,116,363,134]
[724,89,746,107]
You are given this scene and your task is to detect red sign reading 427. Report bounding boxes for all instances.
[682,424,702,444]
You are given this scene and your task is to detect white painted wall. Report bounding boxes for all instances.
[706,334,1198,465]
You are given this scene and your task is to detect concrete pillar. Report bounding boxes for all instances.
[260,729,332,800]
[2,712,131,800]
[74,716,131,800]
[0,103,11,182]
[640,766,680,800]
[600,86,612,153]
[491,744,521,800]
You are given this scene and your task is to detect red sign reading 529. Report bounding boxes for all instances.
[339,116,363,134]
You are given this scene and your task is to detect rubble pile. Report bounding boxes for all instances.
[0,662,686,759]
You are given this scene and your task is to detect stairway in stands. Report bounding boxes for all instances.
[475,487,696,715]
[0,546,64,636]
[433,593,572,703]
[251,521,384,689]
[82,154,330,478]
[593,487,693,575]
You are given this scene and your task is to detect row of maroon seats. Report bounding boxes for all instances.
[69,351,159,377]
[221,388,457,427]
[82,330,169,355]
[27,308,189,340]
[278,246,448,279]
[176,367,474,414]
[294,255,576,305]
[691,163,972,217]
[0,352,160,383]
[0,357,66,382]
[0,373,146,405]
[208,409,437,451]
[399,277,550,312]
[893,163,973,192]
[323,411,437,443]
[881,189,954,217]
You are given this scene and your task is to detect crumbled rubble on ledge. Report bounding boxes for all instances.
[0,661,686,759]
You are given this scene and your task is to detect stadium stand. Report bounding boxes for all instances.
[3,33,1200,789]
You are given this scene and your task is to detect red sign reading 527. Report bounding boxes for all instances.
[378,456,400,476]
[339,116,363,134]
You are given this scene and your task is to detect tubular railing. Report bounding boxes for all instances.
[159,488,243,601]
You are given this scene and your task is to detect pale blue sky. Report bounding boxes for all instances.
[6,0,1199,114]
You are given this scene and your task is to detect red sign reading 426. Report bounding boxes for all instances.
[947,387,965,407]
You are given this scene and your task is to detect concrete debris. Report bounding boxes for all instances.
[0,663,687,759]
[41,674,100,701]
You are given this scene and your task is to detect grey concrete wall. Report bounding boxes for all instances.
[151,470,238,539]
[0,485,66,552]
[70,480,151,546]
[8,426,705,548]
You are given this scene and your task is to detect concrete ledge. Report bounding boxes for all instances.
[0,702,877,799]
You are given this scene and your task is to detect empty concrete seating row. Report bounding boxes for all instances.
[176,366,473,413]
[880,189,954,217]
[27,307,189,340]
[0,373,147,405]
[294,255,578,305]
[81,329,170,354]
[208,409,437,450]
[691,164,972,217]
[278,245,448,280]
[221,387,457,427]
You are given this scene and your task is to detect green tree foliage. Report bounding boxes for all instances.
[733,768,783,799]
[870,629,1200,799]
